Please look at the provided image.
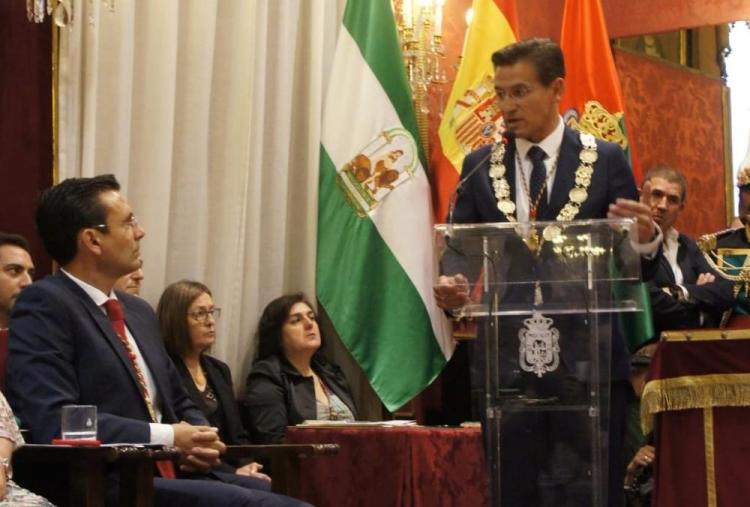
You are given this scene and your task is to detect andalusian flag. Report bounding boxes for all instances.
[431,0,518,222]
[559,0,641,181]
[316,0,453,410]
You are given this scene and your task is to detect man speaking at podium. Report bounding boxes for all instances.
[433,38,660,507]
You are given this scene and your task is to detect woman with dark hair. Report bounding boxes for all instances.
[156,280,270,483]
[245,293,357,444]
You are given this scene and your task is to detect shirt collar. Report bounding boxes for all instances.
[60,268,117,308]
[515,116,565,161]
[663,227,680,251]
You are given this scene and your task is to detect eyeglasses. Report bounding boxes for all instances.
[188,307,222,322]
[92,215,140,231]
[495,84,535,103]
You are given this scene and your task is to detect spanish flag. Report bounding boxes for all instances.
[430,0,518,222]
[559,0,641,182]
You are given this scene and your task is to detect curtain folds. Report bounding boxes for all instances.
[57,0,343,386]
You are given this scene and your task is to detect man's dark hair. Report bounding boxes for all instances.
[0,232,31,253]
[642,167,688,203]
[36,174,120,265]
[491,37,566,86]
[255,292,325,362]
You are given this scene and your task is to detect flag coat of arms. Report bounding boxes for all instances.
[316,0,452,411]
[560,0,651,350]
[559,0,641,182]
[431,0,518,222]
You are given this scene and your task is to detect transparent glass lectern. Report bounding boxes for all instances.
[434,219,644,507]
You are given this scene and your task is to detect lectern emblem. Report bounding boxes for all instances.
[518,311,560,378]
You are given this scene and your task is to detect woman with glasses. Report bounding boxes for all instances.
[156,280,270,484]
[245,293,357,444]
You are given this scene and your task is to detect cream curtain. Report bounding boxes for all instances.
[55,0,374,400]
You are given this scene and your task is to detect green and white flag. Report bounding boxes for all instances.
[316,0,453,411]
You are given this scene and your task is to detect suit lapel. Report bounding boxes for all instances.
[58,274,155,418]
[546,127,579,221]
[503,138,517,207]
[174,356,209,414]
[675,235,697,283]
[119,296,172,416]
[659,254,676,284]
[58,274,143,391]
[203,358,240,438]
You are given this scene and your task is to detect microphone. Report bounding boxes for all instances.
[446,142,500,227]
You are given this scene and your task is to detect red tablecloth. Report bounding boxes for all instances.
[285,426,488,507]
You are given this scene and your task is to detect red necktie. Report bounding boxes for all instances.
[104,299,176,479]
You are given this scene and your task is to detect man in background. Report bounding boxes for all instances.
[115,267,145,296]
[0,232,35,330]
[642,167,733,338]
[0,232,35,392]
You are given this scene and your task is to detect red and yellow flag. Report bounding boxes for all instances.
[559,0,640,181]
[430,0,518,221]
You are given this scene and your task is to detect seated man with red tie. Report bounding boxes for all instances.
[7,175,309,507]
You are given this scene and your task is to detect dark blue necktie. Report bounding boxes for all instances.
[527,145,548,220]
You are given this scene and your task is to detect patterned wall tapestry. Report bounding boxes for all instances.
[616,48,730,237]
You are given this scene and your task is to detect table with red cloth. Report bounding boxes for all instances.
[284,425,488,507]
[641,329,750,507]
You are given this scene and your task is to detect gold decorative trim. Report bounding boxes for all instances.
[660,329,750,342]
[51,20,59,185]
[703,408,717,507]
[640,373,750,433]
[722,85,733,226]
[679,30,688,67]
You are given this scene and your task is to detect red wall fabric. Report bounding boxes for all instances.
[518,0,750,41]
[0,2,53,276]
[616,49,729,237]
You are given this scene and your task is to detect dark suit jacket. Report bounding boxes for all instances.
[7,272,207,444]
[171,353,249,446]
[649,232,734,335]
[454,126,639,223]
[452,126,654,381]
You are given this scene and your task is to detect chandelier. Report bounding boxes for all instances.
[393,0,448,155]
[26,0,114,26]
